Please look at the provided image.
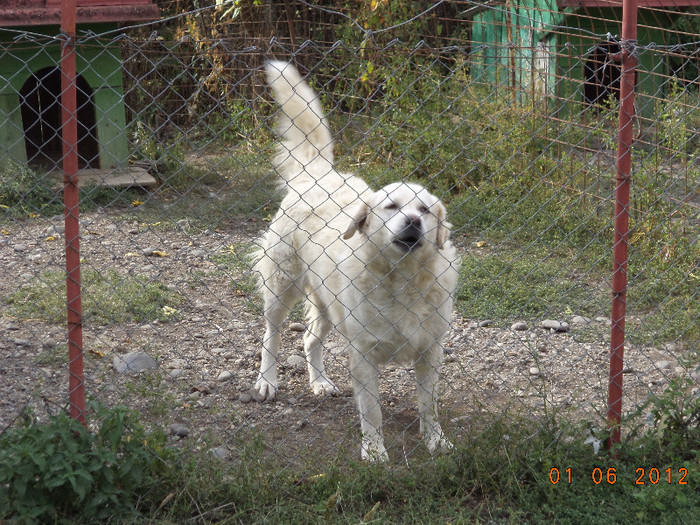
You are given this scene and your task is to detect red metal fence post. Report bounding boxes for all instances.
[61,0,86,424]
[607,0,638,449]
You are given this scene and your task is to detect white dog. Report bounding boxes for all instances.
[253,61,459,461]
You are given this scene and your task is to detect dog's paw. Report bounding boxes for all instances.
[361,436,389,462]
[253,376,278,401]
[425,432,454,455]
[310,378,339,397]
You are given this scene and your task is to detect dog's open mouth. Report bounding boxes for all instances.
[394,231,423,252]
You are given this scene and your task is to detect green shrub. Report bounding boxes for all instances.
[0,405,169,522]
[0,162,62,217]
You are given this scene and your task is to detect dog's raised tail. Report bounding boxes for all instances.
[265,61,334,182]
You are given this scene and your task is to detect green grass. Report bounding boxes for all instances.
[5,388,697,523]
[4,269,182,325]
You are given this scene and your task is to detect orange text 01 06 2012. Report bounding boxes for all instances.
[548,467,689,485]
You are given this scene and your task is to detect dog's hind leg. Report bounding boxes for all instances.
[415,351,453,454]
[303,301,338,396]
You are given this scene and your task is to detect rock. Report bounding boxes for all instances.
[478,320,493,328]
[142,248,155,257]
[289,322,306,332]
[529,366,541,376]
[42,338,58,349]
[511,322,528,331]
[655,360,671,370]
[45,225,65,236]
[169,369,184,379]
[663,343,678,353]
[541,320,570,332]
[113,351,158,373]
[286,397,298,405]
[191,249,207,258]
[168,423,189,438]
[570,316,591,325]
[286,354,306,367]
[218,370,234,382]
[595,316,612,326]
[238,393,252,403]
[210,447,231,460]
[13,244,27,252]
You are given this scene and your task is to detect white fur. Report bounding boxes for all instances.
[253,61,460,461]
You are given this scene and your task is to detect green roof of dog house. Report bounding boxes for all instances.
[470,0,700,116]
[0,1,158,170]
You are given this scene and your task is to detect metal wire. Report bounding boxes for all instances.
[0,1,698,470]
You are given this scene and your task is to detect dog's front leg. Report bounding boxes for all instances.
[350,349,388,462]
[254,298,288,400]
[416,351,453,454]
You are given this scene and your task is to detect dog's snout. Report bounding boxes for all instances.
[394,215,423,251]
[406,215,422,228]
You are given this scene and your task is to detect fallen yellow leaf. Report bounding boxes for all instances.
[131,200,143,207]
[162,306,178,315]
[151,250,169,257]
[28,212,40,218]
[125,252,141,257]
[1,229,9,235]
[45,236,58,241]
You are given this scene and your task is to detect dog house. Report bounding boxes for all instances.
[0,0,158,177]
[470,0,700,117]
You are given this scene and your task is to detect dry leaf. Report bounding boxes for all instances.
[362,501,380,523]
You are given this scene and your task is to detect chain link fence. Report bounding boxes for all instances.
[1,1,698,473]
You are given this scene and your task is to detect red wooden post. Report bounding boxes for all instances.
[61,0,85,424]
[607,0,638,449]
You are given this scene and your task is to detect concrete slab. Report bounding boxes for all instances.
[50,167,157,189]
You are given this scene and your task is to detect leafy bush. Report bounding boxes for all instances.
[0,405,169,522]
[0,162,62,217]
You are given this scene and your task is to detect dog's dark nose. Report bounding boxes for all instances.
[394,216,423,251]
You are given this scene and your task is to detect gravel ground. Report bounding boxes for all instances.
[1,205,695,463]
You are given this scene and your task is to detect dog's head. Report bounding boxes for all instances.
[343,182,451,255]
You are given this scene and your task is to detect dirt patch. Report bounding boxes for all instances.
[0,205,693,463]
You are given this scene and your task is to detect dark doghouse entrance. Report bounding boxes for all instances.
[19,67,99,169]
[583,42,622,108]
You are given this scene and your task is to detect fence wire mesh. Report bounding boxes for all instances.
[1,0,698,475]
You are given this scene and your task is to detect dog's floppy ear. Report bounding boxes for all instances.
[436,202,451,249]
[343,202,369,240]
